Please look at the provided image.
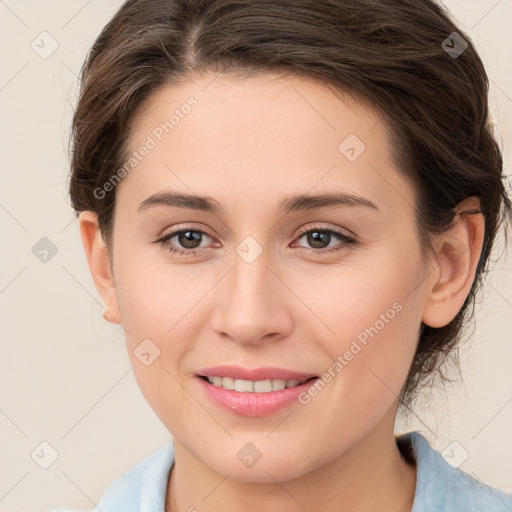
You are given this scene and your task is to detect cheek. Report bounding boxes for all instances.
[296,249,423,399]
[117,281,198,433]
[111,258,185,399]
[114,250,200,339]
[111,248,222,420]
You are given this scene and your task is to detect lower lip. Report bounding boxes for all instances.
[196,376,318,417]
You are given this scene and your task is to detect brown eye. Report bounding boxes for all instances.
[294,227,357,253]
[176,230,203,249]
[153,228,214,255]
[304,230,332,249]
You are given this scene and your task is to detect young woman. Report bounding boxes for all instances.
[56,0,512,510]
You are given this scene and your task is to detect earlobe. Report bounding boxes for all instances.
[422,198,485,328]
[78,211,122,325]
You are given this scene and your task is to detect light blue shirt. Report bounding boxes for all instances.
[54,432,512,512]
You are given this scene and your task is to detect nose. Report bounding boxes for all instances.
[210,249,294,346]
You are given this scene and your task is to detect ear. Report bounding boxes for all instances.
[422,197,485,328]
[78,211,122,325]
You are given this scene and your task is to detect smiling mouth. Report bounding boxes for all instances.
[199,375,317,393]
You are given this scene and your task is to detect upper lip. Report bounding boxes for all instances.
[197,365,318,381]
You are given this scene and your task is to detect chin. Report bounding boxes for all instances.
[201,444,312,483]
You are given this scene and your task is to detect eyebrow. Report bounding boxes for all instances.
[138,191,379,215]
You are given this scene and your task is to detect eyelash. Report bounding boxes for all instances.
[152,225,357,257]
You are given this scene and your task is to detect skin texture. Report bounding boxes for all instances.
[79,73,484,512]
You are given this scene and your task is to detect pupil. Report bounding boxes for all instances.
[179,230,201,249]
[308,231,329,249]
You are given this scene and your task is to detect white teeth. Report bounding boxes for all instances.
[234,379,254,392]
[220,377,235,390]
[253,379,272,392]
[205,376,310,392]
[211,376,223,387]
[272,379,286,391]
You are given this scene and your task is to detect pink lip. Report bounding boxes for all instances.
[196,375,319,417]
[197,365,317,381]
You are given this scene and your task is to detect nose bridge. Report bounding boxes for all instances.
[231,246,270,306]
[230,244,274,318]
[211,241,292,344]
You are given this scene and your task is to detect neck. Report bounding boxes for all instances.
[166,408,416,512]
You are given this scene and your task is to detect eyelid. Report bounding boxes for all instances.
[294,223,355,239]
[156,228,216,247]
[153,222,357,255]
[155,223,352,241]
[156,223,215,240]
[291,224,357,252]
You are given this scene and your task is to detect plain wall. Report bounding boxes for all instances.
[0,1,511,510]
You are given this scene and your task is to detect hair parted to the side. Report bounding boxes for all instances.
[68,0,512,407]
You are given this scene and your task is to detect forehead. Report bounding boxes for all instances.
[131,72,382,148]
[118,72,414,219]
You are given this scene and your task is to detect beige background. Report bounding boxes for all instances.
[0,1,511,511]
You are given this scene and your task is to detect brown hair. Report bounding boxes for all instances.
[68,0,511,406]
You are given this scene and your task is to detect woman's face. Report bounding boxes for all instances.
[105,73,432,481]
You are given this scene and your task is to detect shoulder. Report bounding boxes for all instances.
[52,442,175,512]
[398,431,512,512]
